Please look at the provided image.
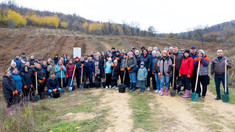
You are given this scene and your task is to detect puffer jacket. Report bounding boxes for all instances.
[140,54,151,70]
[66,63,75,77]
[137,67,148,81]
[127,56,137,73]
[47,78,59,90]
[105,61,112,74]
[11,72,23,92]
[157,56,172,76]
[20,66,32,89]
[2,75,17,100]
[55,64,66,78]
[152,56,161,73]
[179,56,194,75]
[194,55,210,76]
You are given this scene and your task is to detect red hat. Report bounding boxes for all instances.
[75,56,79,59]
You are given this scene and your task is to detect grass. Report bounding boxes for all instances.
[207,78,235,104]
[128,90,158,132]
[0,89,108,132]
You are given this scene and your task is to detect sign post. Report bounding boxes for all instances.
[73,47,81,58]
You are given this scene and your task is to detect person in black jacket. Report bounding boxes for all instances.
[47,73,61,98]
[2,70,19,115]
[78,57,89,87]
[32,63,46,98]
[140,49,152,90]
[20,66,33,101]
[87,57,95,84]
[74,57,81,88]
[111,60,120,89]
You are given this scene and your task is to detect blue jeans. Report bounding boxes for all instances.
[154,73,160,90]
[129,72,136,83]
[160,75,170,88]
[67,77,74,87]
[48,88,62,95]
[214,74,229,97]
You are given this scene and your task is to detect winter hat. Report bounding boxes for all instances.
[22,53,25,55]
[141,46,145,50]
[116,50,120,53]
[184,50,190,54]
[191,46,196,49]
[114,60,118,63]
[135,50,139,54]
[198,49,205,56]
[75,56,79,59]
[107,50,111,53]
[38,58,42,61]
[153,47,158,51]
[132,46,136,49]
[111,47,116,50]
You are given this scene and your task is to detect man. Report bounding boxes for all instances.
[74,57,81,88]
[148,47,153,56]
[170,47,183,95]
[190,46,198,92]
[37,58,42,64]
[211,49,232,100]
[168,47,174,55]
[47,60,56,77]
[53,54,59,64]
[47,73,61,98]
[20,53,28,67]
[29,55,36,66]
[32,63,46,98]
[64,56,71,66]
[12,55,21,72]
[130,47,136,54]
[111,47,116,58]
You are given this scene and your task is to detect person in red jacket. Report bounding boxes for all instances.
[66,59,75,88]
[179,50,194,98]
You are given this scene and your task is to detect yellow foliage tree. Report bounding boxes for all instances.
[0,8,8,24]
[7,9,26,27]
[42,15,60,28]
[88,22,102,33]
[82,21,88,31]
[60,21,68,28]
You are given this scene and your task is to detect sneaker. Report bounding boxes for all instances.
[116,87,119,90]
[48,96,51,98]
[113,86,116,89]
[215,96,221,100]
[109,85,112,88]
[105,86,108,89]
[147,87,150,91]
[155,90,158,93]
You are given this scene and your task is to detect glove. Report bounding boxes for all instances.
[53,89,57,93]
[187,75,191,78]
[127,67,131,71]
[24,85,27,89]
[43,77,45,80]
[31,84,33,88]
[12,91,16,95]
[120,68,125,71]
[158,73,162,78]
[198,57,202,61]
[80,64,84,68]
[15,90,18,95]
[95,73,97,77]
[66,75,69,78]
[34,72,38,75]
[179,74,181,77]
[38,80,43,84]
[111,64,115,67]
[60,66,63,70]
[74,65,76,69]
[116,57,119,60]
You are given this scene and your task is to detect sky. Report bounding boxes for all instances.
[1,0,235,33]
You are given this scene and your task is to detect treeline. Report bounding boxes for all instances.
[0,2,156,37]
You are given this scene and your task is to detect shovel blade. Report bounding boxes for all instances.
[79,85,84,90]
[170,89,176,96]
[191,92,199,101]
[222,94,229,103]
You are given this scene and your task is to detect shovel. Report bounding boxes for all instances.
[191,60,200,101]
[79,66,84,90]
[118,58,128,91]
[60,69,65,93]
[35,73,40,100]
[170,55,176,96]
[222,60,229,103]
[69,66,76,92]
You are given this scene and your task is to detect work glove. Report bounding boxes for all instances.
[120,68,125,71]
[187,74,191,78]
[127,67,131,71]
[60,66,63,70]
[24,85,27,89]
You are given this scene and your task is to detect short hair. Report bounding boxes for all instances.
[11,62,16,66]
[152,51,157,54]
[161,50,168,56]
[135,50,139,54]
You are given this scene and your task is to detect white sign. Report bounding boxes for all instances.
[73,47,81,58]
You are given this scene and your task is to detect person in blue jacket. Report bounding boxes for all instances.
[87,57,95,83]
[11,55,21,72]
[104,58,112,88]
[55,60,66,88]
[47,73,61,98]
[11,68,22,95]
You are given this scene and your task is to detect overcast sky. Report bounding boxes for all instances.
[1,0,235,33]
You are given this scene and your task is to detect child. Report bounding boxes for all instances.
[137,62,148,92]
[47,73,61,98]
[104,58,112,88]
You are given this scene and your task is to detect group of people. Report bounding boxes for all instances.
[2,46,232,115]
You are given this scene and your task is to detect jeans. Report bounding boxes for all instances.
[214,74,229,97]
[182,75,191,90]
[139,80,145,89]
[67,77,74,87]
[48,88,62,95]
[129,72,136,83]
[160,75,170,89]
[154,73,160,91]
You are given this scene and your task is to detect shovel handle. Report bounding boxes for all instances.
[225,60,227,93]
[195,60,200,92]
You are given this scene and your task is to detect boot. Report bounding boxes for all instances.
[142,88,145,92]
[182,90,190,98]
[160,88,163,96]
[7,107,14,115]
[165,88,168,95]
[132,83,136,91]
[128,82,133,90]
[186,90,191,98]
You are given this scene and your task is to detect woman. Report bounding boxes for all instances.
[153,51,161,93]
[55,60,66,88]
[11,68,23,95]
[157,50,172,96]
[2,70,19,115]
[94,55,101,82]
[99,52,105,83]
[66,59,75,88]
[111,60,120,89]
[194,50,210,98]
[140,49,151,90]
[104,58,112,88]
[8,62,17,72]
[179,50,194,98]
[127,52,137,91]
[20,66,33,100]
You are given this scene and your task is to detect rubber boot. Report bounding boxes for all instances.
[186,90,191,98]
[165,88,168,95]
[128,82,133,90]
[142,88,145,92]
[132,83,136,91]
[160,88,164,96]
[182,90,190,98]
[7,107,14,115]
